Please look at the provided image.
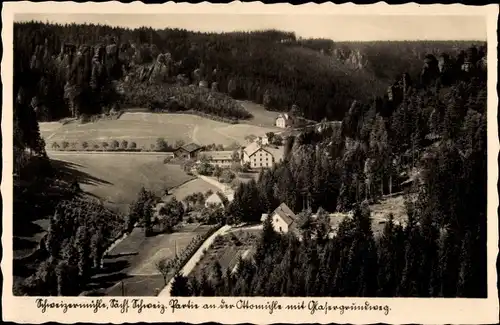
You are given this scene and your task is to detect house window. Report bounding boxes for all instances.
[260,163,262,167]
[279,227,282,232]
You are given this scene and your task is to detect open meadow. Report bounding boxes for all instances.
[47,151,195,214]
[169,178,220,201]
[39,110,281,150]
[237,100,283,128]
[89,224,213,296]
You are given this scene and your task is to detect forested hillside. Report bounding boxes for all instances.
[179,43,488,298]
[13,41,125,295]
[15,21,481,122]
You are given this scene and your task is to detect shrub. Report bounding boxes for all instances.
[120,140,129,150]
[62,141,70,150]
[110,140,120,150]
[129,142,137,149]
[156,138,170,152]
[220,170,236,183]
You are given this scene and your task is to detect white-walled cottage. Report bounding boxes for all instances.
[275,113,294,128]
[268,203,298,234]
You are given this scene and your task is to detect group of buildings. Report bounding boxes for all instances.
[172,135,284,170]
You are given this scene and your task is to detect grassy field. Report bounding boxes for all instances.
[40,110,281,149]
[237,101,282,128]
[90,223,212,296]
[169,178,219,201]
[47,152,195,214]
[191,229,259,279]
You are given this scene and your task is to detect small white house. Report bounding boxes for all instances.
[267,202,298,234]
[256,135,269,146]
[275,113,294,128]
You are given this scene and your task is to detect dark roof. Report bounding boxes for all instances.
[176,142,202,153]
[272,203,298,226]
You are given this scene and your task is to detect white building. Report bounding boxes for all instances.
[198,151,234,168]
[275,113,294,128]
[256,135,269,146]
[266,202,298,234]
[241,142,275,169]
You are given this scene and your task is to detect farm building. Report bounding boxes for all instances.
[174,142,203,159]
[275,113,294,128]
[241,142,284,169]
[205,191,232,208]
[256,135,269,146]
[265,202,299,234]
[198,151,234,168]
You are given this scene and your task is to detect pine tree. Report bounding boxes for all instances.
[377,214,399,296]
[170,273,192,296]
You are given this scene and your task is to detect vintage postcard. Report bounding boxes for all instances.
[2,1,499,324]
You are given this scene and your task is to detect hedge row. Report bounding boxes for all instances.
[49,140,176,153]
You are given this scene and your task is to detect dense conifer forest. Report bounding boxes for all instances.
[15,21,480,121]
[13,21,487,297]
[181,42,488,298]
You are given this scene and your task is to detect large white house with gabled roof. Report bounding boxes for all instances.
[241,142,275,168]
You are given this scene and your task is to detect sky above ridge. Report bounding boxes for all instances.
[15,14,487,41]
